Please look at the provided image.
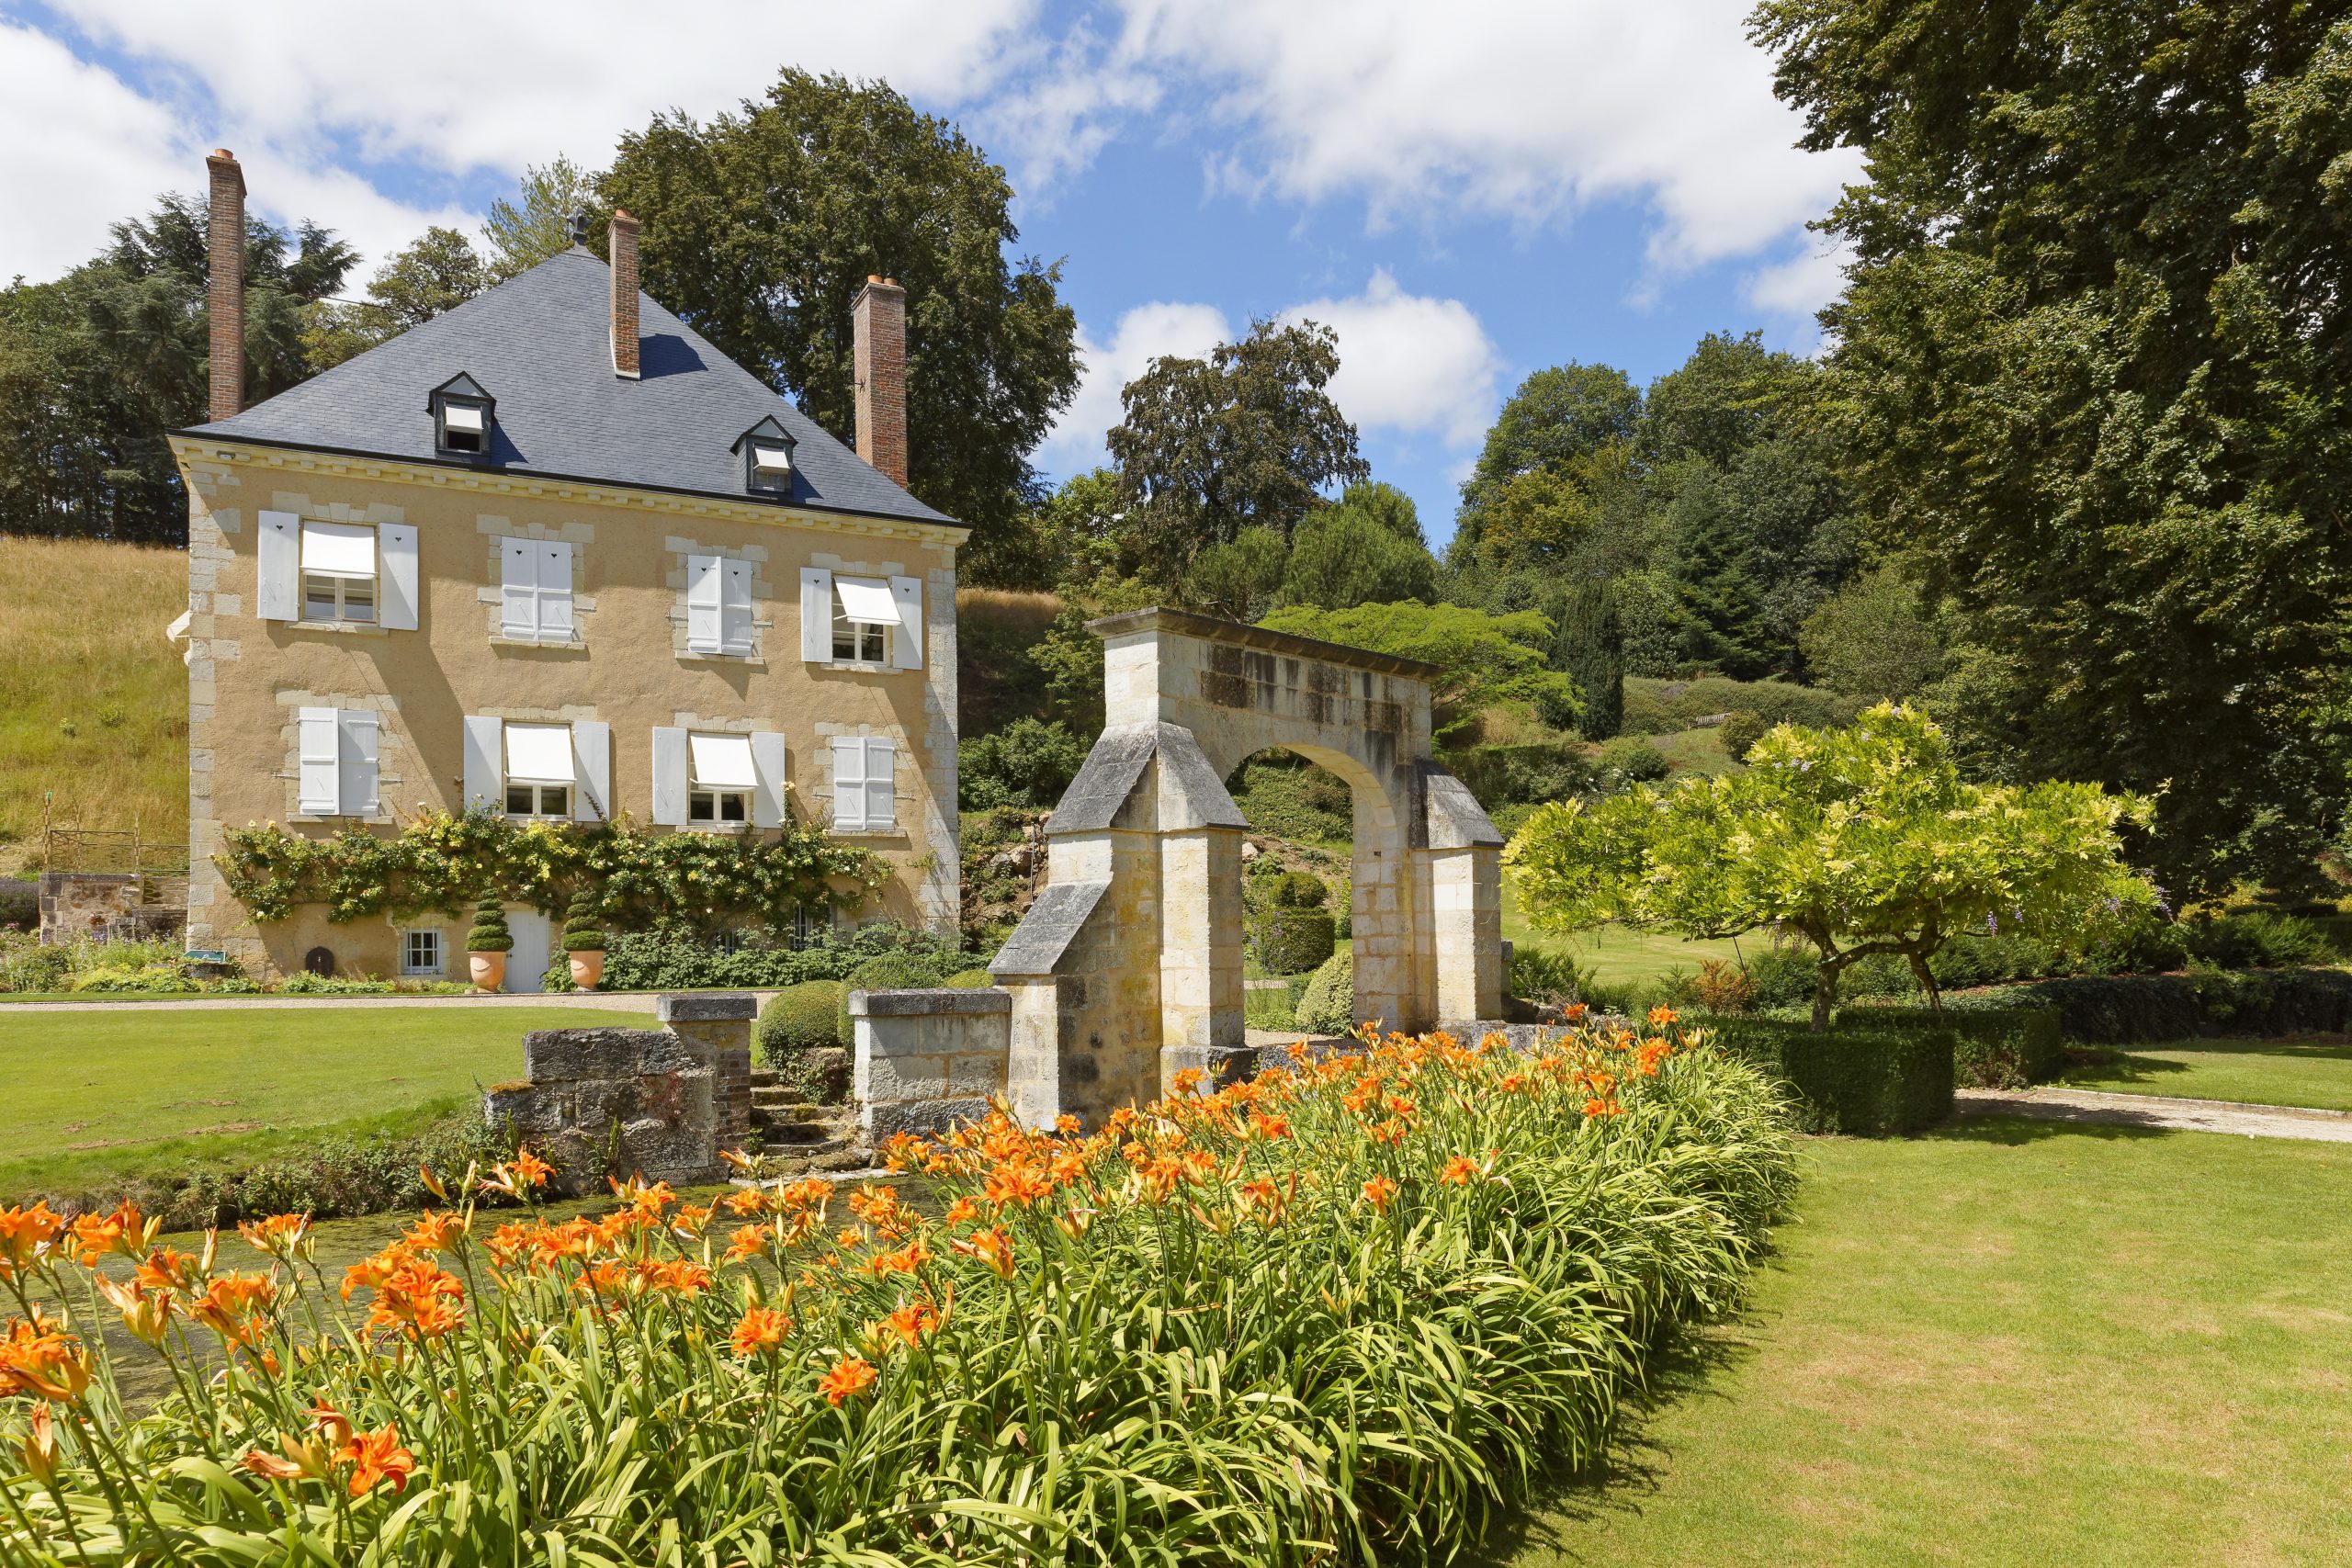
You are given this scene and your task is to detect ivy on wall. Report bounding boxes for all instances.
[216,809,882,931]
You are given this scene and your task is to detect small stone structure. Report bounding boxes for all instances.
[990,608,1505,1128]
[38,873,147,944]
[483,992,752,1190]
[849,986,1012,1142]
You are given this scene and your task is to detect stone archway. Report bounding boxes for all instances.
[989,608,1504,1127]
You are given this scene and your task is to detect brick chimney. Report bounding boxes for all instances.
[205,150,245,421]
[608,209,641,378]
[853,276,908,486]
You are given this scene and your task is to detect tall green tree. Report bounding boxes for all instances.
[1278,481,1438,610]
[0,192,354,541]
[1106,319,1367,584]
[1545,581,1625,739]
[603,70,1081,555]
[1752,0,2352,894]
[484,155,596,280]
[1452,363,1640,566]
[303,227,492,370]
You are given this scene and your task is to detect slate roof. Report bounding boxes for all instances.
[180,248,956,528]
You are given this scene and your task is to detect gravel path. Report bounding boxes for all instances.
[1957,1086,2352,1144]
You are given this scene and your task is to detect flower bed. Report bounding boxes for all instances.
[0,1017,1796,1563]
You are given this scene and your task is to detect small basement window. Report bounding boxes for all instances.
[687,732,755,825]
[503,722,573,818]
[401,930,444,976]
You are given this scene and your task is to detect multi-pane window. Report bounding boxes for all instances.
[503,722,573,818]
[401,930,444,976]
[686,733,755,825]
[300,522,377,624]
[831,576,898,663]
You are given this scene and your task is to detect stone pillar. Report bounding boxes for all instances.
[655,992,753,1154]
[1156,825,1248,1092]
[1349,794,1425,1033]
[850,986,1012,1142]
[1422,843,1504,1027]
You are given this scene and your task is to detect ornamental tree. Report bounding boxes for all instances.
[1505,705,2156,1029]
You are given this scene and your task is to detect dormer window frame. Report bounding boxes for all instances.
[428,373,496,460]
[731,416,797,499]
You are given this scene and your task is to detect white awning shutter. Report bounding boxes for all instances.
[685,554,723,653]
[750,731,786,828]
[689,732,757,789]
[571,719,609,822]
[379,525,418,630]
[799,567,832,662]
[297,707,340,815]
[462,716,503,811]
[504,723,575,783]
[720,558,753,654]
[337,710,379,816]
[833,576,901,626]
[888,575,923,670]
[650,727,689,827]
[300,522,376,578]
[256,511,300,621]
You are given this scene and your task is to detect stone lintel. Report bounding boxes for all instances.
[851,986,1012,1018]
[1086,605,1442,681]
[656,991,758,1023]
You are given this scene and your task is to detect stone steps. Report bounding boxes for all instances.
[751,1091,836,1122]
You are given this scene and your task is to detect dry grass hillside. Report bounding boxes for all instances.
[0,537,186,869]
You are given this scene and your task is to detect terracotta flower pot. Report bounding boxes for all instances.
[469,951,506,992]
[568,951,605,991]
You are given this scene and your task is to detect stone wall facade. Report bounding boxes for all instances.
[482,992,753,1190]
[849,986,1011,1143]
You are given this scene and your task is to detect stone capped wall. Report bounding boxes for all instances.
[851,986,1011,1142]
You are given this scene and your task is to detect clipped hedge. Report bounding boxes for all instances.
[598,926,965,991]
[2022,966,2352,1043]
[1839,998,2063,1089]
[834,952,951,1043]
[757,980,846,1065]
[1296,950,1355,1034]
[1250,908,1338,976]
[1699,1015,1955,1136]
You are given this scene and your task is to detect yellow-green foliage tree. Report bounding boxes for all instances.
[1506,705,2156,1028]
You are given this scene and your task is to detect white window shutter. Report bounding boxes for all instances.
[720,558,753,655]
[539,542,574,641]
[379,525,419,630]
[888,576,923,671]
[500,539,536,637]
[462,716,503,812]
[256,511,300,622]
[297,707,341,815]
[650,727,689,827]
[799,568,832,662]
[750,731,787,828]
[865,738,897,830]
[830,737,865,831]
[685,554,722,653]
[337,709,379,816]
[571,720,609,822]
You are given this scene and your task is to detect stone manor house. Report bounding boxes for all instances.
[169,152,962,987]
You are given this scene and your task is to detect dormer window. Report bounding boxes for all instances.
[732,416,797,497]
[428,373,495,459]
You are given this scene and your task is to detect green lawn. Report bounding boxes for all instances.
[2063,1035,2352,1113]
[1487,1120,2352,1566]
[0,1005,586,1198]
[1502,877,1750,985]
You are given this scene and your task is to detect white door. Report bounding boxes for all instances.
[504,909,552,993]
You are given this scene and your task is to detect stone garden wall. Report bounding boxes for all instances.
[850,987,1012,1142]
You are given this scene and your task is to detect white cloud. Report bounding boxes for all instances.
[1743,236,1853,321]
[0,23,188,280]
[1280,270,1503,450]
[1038,299,1231,471]
[1106,0,1862,284]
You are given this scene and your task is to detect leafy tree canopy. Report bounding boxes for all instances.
[1507,704,2157,1026]
[1260,601,1577,748]
[603,70,1081,557]
[1106,318,1367,584]
[1751,0,2352,895]
[1279,502,1438,612]
[483,155,596,281]
[303,227,492,371]
[1800,562,1947,701]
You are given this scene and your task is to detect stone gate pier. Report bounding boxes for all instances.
[989,608,1503,1128]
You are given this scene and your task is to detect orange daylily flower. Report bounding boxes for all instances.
[1360,1176,1399,1213]
[818,1353,877,1405]
[334,1423,415,1496]
[1441,1156,1478,1186]
[953,1227,1016,1280]
[729,1305,791,1358]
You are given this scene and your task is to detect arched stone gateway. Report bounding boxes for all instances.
[989,607,1504,1126]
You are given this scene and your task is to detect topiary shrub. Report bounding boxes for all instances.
[1700,1014,1954,1135]
[465,900,512,953]
[1718,709,1768,762]
[759,979,846,1066]
[1272,873,1329,909]
[1250,908,1337,976]
[1295,950,1355,1034]
[560,894,605,953]
[1839,998,2064,1089]
[1595,736,1669,784]
[943,968,995,988]
[834,952,951,1043]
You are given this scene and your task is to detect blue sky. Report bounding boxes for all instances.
[0,0,1860,548]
